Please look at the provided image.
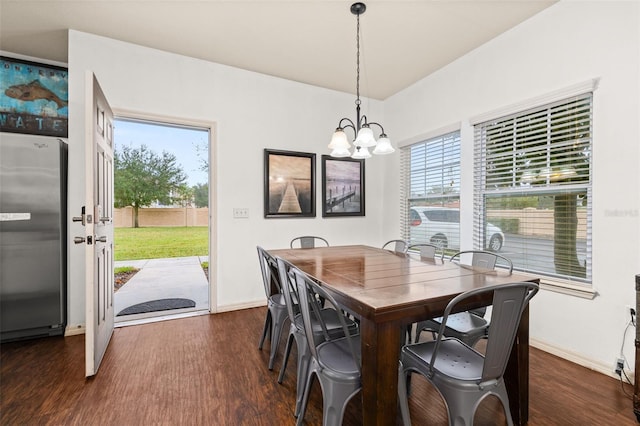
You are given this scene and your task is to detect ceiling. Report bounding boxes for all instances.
[0,0,556,100]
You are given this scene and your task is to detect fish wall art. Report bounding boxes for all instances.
[1,56,68,137]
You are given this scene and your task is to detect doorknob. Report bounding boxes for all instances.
[95,236,107,243]
[74,236,86,244]
[99,217,111,223]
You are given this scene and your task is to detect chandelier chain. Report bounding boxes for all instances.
[355,11,361,106]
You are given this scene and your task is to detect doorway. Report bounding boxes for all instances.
[112,116,214,325]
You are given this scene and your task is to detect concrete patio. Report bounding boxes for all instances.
[114,256,210,323]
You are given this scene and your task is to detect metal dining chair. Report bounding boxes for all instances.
[256,246,288,370]
[290,236,330,249]
[293,265,362,426]
[407,243,440,260]
[414,250,514,346]
[382,239,408,253]
[398,281,539,426]
[275,257,359,418]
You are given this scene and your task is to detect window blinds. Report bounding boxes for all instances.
[401,131,461,242]
[473,93,592,283]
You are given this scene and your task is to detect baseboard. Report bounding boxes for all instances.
[531,337,634,384]
[216,299,266,313]
[65,324,86,336]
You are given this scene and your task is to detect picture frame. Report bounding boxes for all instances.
[0,56,68,137]
[322,155,365,217]
[264,149,316,218]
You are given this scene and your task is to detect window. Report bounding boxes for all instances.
[473,93,592,284]
[401,131,461,250]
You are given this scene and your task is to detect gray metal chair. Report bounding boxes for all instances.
[275,257,358,418]
[414,250,514,346]
[256,246,288,370]
[398,281,539,426]
[407,243,440,260]
[293,265,362,426]
[290,236,330,249]
[382,239,408,253]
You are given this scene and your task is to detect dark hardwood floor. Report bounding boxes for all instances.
[1,307,637,425]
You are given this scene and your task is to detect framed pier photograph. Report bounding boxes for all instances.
[321,155,365,217]
[264,149,316,218]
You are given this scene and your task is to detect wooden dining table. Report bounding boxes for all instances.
[268,244,539,426]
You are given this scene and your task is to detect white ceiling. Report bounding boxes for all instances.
[0,0,556,100]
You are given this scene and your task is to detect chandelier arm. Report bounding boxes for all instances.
[341,123,357,139]
[366,121,387,136]
[337,117,357,132]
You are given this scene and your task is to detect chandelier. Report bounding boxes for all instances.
[328,2,394,159]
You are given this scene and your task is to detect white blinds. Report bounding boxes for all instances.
[401,131,461,242]
[473,93,593,283]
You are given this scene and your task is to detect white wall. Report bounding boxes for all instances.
[65,1,640,377]
[383,1,640,375]
[67,30,390,328]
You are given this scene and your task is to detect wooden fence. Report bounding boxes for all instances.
[114,207,209,228]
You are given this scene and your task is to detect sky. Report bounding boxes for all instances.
[113,119,209,187]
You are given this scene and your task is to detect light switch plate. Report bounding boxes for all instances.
[233,208,249,218]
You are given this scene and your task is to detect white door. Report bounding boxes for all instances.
[84,72,115,377]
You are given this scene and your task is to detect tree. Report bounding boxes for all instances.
[114,144,187,227]
[192,183,209,208]
[194,141,208,173]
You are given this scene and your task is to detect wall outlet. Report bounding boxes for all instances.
[615,357,625,375]
[233,208,249,218]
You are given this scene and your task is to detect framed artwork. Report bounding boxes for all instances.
[322,155,365,217]
[264,149,316,218]
[0,56,68,137]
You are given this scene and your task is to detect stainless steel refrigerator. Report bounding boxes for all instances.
[0,132,67,342]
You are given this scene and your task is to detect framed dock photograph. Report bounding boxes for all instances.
[264,149,316,218]
[321,155,365,217]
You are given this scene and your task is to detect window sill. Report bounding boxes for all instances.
[515,271,597,300]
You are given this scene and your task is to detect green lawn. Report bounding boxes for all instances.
[114,226,208,261]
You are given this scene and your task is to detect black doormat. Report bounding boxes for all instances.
[117,298,196,316]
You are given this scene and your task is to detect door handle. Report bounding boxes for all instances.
[95,236,107,243]
[74,236,86,244]
[73,206,86,226]
[99,217,111,223]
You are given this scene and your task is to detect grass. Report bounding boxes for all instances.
[114,266,137,274]
[114,226,208,261]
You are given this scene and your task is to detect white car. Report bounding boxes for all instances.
[409,207,505,251]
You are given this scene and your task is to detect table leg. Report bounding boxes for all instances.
[505,305,529,425]
[359,317,402,426]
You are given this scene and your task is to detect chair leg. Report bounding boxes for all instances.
[296,369,315,426]
[398,362,412,426]
[319,376,359,426]
[438,389,475,426]
[278,331,294,383]
[258,311,272,350]
[493,384,514,426]
[268,313,285,370]
[294,333,311,418]
[405,323,413,344]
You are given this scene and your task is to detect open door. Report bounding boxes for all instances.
[84,72,115,377]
